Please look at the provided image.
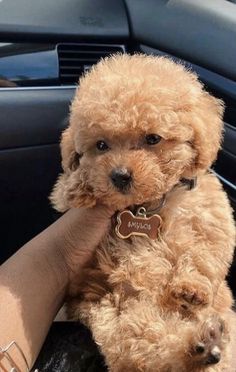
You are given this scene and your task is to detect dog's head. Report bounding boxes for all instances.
[51,54,224,212]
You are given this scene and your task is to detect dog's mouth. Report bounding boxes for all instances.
[88,163,181,211]
[102,184,164,214]
[99,176,197,213]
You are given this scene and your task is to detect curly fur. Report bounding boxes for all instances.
[51,54,235,371]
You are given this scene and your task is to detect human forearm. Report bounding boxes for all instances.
[0,223,68,370]
[0,206,112,370]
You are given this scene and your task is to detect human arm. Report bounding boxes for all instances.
[0,206,112,371]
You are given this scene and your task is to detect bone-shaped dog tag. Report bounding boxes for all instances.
[115,208,162,240]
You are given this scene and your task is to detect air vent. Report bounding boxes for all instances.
[57,43,125,85]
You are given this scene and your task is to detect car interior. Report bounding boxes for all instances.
[0,0,235,369]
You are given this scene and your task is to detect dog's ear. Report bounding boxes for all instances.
[183,92,224,177]
[50,172,96,212]
[50,126,96,212]
[61,127,81,172]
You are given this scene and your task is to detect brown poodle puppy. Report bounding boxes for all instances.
[51,54,235,371]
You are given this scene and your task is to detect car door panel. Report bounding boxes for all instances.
[0,87,74,262]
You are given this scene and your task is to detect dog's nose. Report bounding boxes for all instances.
[205,348,221,365]
[110,168,132,191]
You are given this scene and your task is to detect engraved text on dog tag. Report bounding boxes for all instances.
[115,208,162,240]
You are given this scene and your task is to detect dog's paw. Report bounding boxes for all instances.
[190,315,228,367]
[170,280,212,311]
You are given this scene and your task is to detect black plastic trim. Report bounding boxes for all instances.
[140,45,236,101]
[0,0,129,41]
[0,87,75,149]
[224,124,236,156]
[125,0,236,81]
[0,144,62,262]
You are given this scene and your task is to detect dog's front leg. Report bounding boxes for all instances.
[169,273,213,313]
[167,254,217,313]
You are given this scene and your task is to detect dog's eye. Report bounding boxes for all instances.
[96,140,109,152]
[145,134,162,145]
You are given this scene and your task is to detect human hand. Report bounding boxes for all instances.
[52,205,113,286]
